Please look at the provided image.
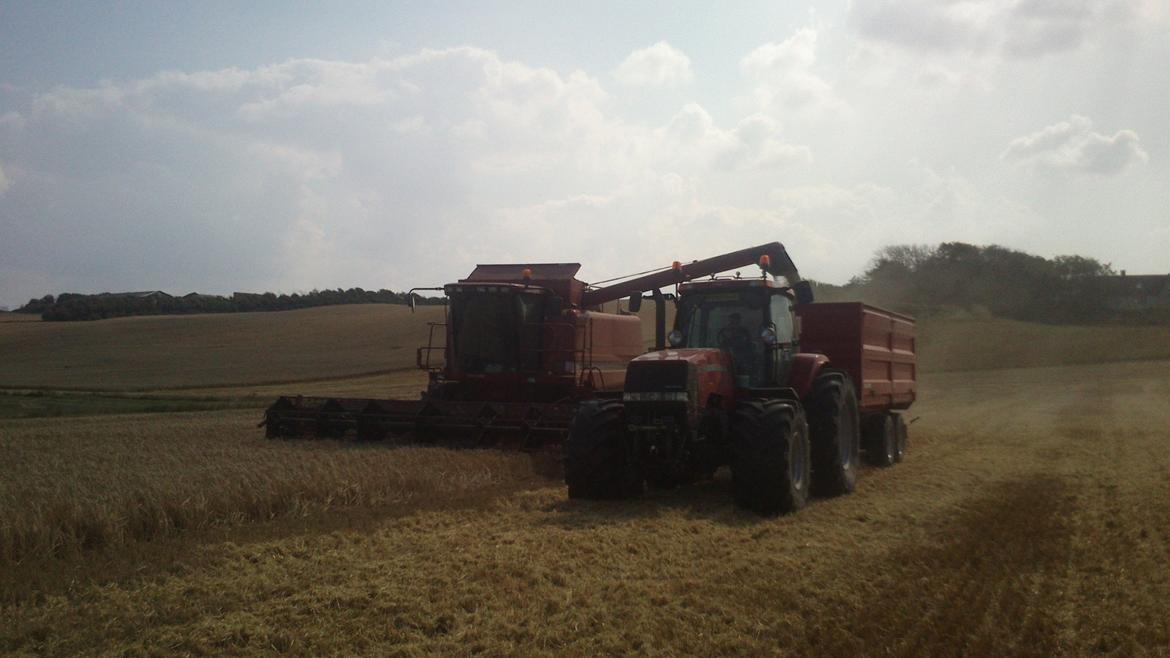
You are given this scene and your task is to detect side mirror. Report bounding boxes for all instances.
[628,293,642,313]
[794,280,815,305]
[547,296,563,316]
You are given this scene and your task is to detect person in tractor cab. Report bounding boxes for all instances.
[717,312,752,348]
[718,312,760,383]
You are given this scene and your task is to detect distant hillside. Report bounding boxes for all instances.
[917,316,1170,372]
[0,304,444,391]
[4,303,1170,394]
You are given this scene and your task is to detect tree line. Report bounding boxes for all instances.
[813,242,1147,323]
[16,288,444,321]
[14,243,1159,323]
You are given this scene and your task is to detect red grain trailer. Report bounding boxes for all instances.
[796,302,917,412]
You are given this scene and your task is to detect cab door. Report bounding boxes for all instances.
[767,293,797,385]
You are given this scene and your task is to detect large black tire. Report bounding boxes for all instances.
[565,401,643,500]
[806,370,861,496]
[863,413,896,467]
[731,400,810,515]
[893,413,908,463]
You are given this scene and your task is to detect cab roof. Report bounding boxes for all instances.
[463,263,581,283]
[678,277,786,292]
[460,263,585,303]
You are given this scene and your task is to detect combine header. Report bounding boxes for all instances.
[262,244,800,450]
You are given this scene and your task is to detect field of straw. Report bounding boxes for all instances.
[2,305,1169,655]
[0,411,541,565]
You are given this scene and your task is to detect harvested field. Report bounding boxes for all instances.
[2,353,1169,655]
[3,310,1170,655]
[0,411,541,565]
[0,313,40,323]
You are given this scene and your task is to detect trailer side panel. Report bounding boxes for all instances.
[796,302,916,411]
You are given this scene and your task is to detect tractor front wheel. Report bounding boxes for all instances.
[565,401,643,500]
[731,400,810,515]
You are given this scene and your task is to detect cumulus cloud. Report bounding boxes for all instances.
[1,48,636,299]
[490,174,834,283]
[0,29,1163,305]
[0,46,818,305]
[740,29,844,115]
[613,42,693,87]
[0,112,25,130]
[1002,115,1148,175]
[653,104,811,172]
[848,0,1145,58]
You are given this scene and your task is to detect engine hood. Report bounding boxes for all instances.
[626,348,735,410]
[630,348,733,368]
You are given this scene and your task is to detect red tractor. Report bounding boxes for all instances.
[564,246,917,514]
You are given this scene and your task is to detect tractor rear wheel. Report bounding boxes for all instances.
[806,370,861,496]
[565,401,643,500]
[863,413,897,467]
[731,400,810,515]
[893,413,908,463]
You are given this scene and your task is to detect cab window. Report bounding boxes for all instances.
[769,294,795,344]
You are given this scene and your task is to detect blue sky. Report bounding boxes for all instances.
[1,1,1167,308]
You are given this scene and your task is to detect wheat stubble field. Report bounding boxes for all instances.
[2,307,1169,656]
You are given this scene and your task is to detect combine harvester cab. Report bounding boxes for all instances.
[263,262,643,449]
[564,244,917,514]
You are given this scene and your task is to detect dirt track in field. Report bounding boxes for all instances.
[3,359,1169,656]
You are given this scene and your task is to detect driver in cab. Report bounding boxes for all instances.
[718,312,761,381]
[717,312,752,348]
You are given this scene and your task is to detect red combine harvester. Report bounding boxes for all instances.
[564,249,917,514]
[263,244,801,449]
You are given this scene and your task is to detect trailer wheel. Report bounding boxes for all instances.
[806,370,861,496]
[863,413,897,467]
[731,400,810,515]
[893,413,908,463]
[565,401,643,500]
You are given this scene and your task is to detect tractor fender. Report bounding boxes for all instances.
[788,353,832,399]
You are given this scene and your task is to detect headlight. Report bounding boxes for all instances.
[667,329,684,347]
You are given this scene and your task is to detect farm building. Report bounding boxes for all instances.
[1103,273,1170,310]
[182,292,222,301]
[99,291,173,300]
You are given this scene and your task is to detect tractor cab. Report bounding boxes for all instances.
[668,279,798,388]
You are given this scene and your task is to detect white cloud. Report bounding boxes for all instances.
[652,104,811,173]
[740,29,845,115]
[0,22,1165,306]
[848,0,1148,59]
[742,28,820,73]
[613,42,693,87]
[6,47,815,303]
[0,112,25,130]
[1002,115,1148,175]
